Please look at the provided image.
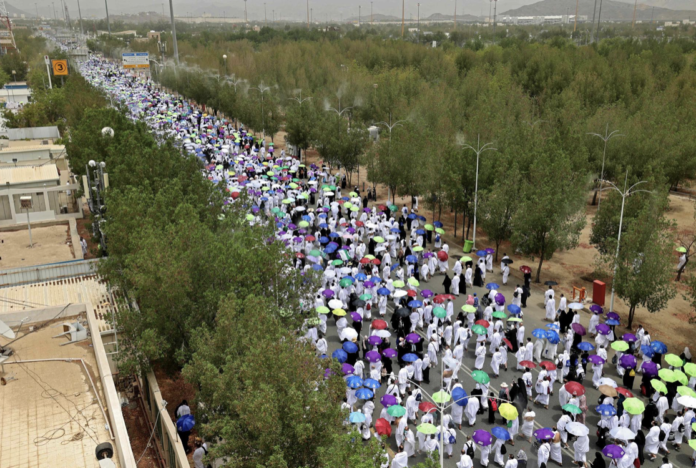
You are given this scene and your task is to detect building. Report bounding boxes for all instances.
[0,164,60,189]
[0,126,65,167]
[0,81,32,106]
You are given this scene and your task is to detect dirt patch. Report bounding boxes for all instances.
[122,404,160,468]
[153,365,198,462]
[0,223,75,269]
[76,203,96,259]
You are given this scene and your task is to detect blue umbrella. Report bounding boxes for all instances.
[408,213,417,219]
[546,330,560,344]
[302,215,311,221]
[452,387,468,406]
[329,232,340,238]
[318,213,327,218]
[641,345,655,358]
[532,328,548,339]
[418,215,426,221]
[577,342,595,351]
[177,414,195,432]
[486,283,500,290]
[434,221,444,228]
[369,277,381,284]
[343,341,359,353]
[416,229,426,235]
[406,255,418,263]
[363,378,381,390]
[507,304,521,315]
[391,228,401,233]
[596,404,617,416]
[311,264,323,271]
[318,223,329,228]
[341,276,355,283]
[492,426,511,440]
[651,341,668,354]
[377,288,391,296]
[476,250,488,257]
[546,323,560,330]
[355,273,368,281]
[319,236,330,244]
[346,376,364,388]
[332,349,348,363]
[403,353,419,362]
[349,411,366,423]
[408,300,423,308]
[356,388,374,400]
[606,319,620,326]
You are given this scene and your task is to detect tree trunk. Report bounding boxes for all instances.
[494,240,500,262]
[591,190,598,206]
[627,304,637,329]
[535,254,544,283]
[454,206,458,238]
[677,257,689,281]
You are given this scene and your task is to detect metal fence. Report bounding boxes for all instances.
[0,258,99,287]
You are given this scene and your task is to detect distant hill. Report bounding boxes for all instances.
[344,13,402,22]
[424,13,483,22]
[501,0,695,21]
[6,2,32,18]
[344,12,483,23]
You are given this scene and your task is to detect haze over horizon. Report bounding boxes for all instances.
[28,0,696,22]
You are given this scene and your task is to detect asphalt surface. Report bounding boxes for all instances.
[322,253,694,468]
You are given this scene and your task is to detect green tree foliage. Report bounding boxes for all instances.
[478,163,522,261]
[285,99,317,160]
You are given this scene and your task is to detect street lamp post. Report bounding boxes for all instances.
[168,0,179,64]
[588,124,623,216]
[377,113,407,204]
[251,85,271,139]
[222,54,227,77]
[325,96,353,139]
[458,135,497,250]
[601,170,652,312]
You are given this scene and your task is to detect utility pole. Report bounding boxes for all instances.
[650,6,654,23]
[371,1,373,24]
[595,0,604,43]
[590,0,598,42]
[244,0,247,23]
[103,0,110,35]
[401,0,404,37]
[76,0,84,37]
[493,0,497,32]
[417,3,420,36]
[168,0,179,63]
[632,0,638,28]
[454,0,457,29]
[306,0,309,28]
[264,3,267,27]
[574,0,579,31]
[359,5,361,27]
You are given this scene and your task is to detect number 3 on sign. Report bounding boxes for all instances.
[52,60,68,76]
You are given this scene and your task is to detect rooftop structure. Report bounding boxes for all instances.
[0,164,60,188]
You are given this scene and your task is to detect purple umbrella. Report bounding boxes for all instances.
[495,293,505,305]
[596,324,611,335]
[350,312,363,321]
[485,248,495,254]
[423,252,435,258]
[382,348,398,358]
[367,336,383,346]
[342,363,355,375]
[406,333,421,344]
[619,354,637,369]
[533,428,555,441]
[622,333,638,343]
[381,394,398,407]
[322,289,335,298]
[588,355,606,365]
[571,323,587,336]
[364,281,375,288]
[590,305,603,314]
[366,350,382,363]
[641,361,659,376]
[472,429,493,446]
[606,312,620,321]
[421,289,434,298]
[602,445,625,460]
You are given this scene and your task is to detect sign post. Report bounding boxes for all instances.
[121,52,150,69]
[20,196,33,247]
[44,55,52,89]
[52,60,68,76]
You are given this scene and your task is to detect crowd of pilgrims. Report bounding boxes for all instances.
[81,55,696,468]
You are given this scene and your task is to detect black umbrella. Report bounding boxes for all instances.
[502,258,514,265]
[544,280,558,286]
[352,299,366,308]
[395,307,410,318]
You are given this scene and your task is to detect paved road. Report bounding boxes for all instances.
[322,248,692,468]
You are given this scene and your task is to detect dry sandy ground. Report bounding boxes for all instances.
[300,146,696,354]
[0,224,75,269]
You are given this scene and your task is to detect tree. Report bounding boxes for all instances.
[285,99,317,161]
[602,195,676,328]
[676,200,696,282]
[478,164,522,261]
[511,149,587,283]
[312,112,368,186]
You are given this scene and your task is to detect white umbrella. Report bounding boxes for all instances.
[568,302,584,310]
[610,427,636,441]
[566,422,589,437]
[341,327,358,341]
[393,290,408,298]
[328,299,343,309]
[677,396,696,408]
[375,330,392,338]
[324,270,336,278]
[598,377,618,388]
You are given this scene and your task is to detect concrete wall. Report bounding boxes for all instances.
[0,182,82,226]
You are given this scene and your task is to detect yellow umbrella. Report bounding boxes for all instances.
[690,439,696,451]
[499,403,518,420]
[333,309,347,316]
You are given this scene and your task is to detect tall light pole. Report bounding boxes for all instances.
[602,171,652,312]
[244,0,248,23]
[103,0,110,35]
[358,5,361,27]
[222,54,227,76]
[306,0,310,28]
[454,0,457,29]
[492,0,498,32]
[264,3,267,26]
[371,1,373,24]
[76,0,84,37]
[459,135,497,250]
[574,0,579,32]
[325,96,353,140]
[417,3,420,37]
[251,85,271,139]
[167,0,179,64]
[595,0,604,42]
[588,124,623,216]
[377,114,408,203]
[401,0,405,37]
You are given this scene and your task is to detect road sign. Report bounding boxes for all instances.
[121,52,150,69]
[44,55,49,65]
[52,59,68,76]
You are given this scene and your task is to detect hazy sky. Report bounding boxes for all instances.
[32,0,693,22]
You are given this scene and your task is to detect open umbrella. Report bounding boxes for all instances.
[533,428,554,441]
[356,388,374,400]
[520,266,532,274]
[532,328,548,339]
[381,394,398,407]
[343,341,359,353]
[364,378,381,390]
[519,360,537,369]
[346,375,363,388]
[665,354,684,368]
[365,350,382,363]
[472,370,490,384]
[367,336,383,346]
[590,304,604,314]
[452,387,469,406]
[677,396,696,408]
[476,319,491,328]
[588,355,606,365]
[332,349,348,363]
[499,403,518,420]
[577,342,595,351]
[650,380,668,394]
[544,281,558,286]
[406,333,421,344]
[596,404,617,416]
[372,319,388,330]
[177,414,195,432]
[562,404,582,414]
[486,283,500,290]
[599,385,618,397]
[611,341,629,352]
[540,361,557,371]
[417,423,439,435]
[596,324,611,335]
[568,302,584,310]
[433,390,451,404]
[659,368,677,382]
[602,445,625,460]
[472,430,493,446]
[684,362,696,377]
[622,398,645,415]
[492,426,511,440]
[571,323,586,335]
[403,353,419,363]
[349,412,366,423]
[566,382,586,396]
[566,422,589,437]
[462,305,477,313]
[507,304,521,315]
[419,402,438,414]
[472,324,488,335]
[492,311,507,319]
[619,354,637,369]
[650,341,668,354]
[387,405,406,417]
[673,370,689,385]
[433,307,447,319]
[610,427,636,441]
[375,418,392,436]
[677,386,696,398]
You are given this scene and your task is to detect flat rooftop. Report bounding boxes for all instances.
[0,164,60,185]
[0,315,122,468]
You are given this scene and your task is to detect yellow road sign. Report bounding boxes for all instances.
[52,59,68,76]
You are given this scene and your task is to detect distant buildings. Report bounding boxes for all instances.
[497,15,588,25]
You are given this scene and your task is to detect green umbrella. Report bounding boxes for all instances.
[289,183,298,189]
[349,192,358,197]
[332,260,344,266]
[678,386,696,398]
[309,249,323,257]
[623,398,645,415]
[316,306,330,314]
[676,246,688,253]
[393,280,405,288]
[408,277,420,287]
[339,278,353,288]
[685,363,696,377]
[562,404,582,414]
[472,324,488,335]
[417,423,438,435]
[472,370,490,384]
[665,354,684,368]
[424,224,434,231]
[651,380,668,394]
[611,341,629,352]
[659,369,677,382]
[462,305,477,313]
[435,228,446,235]
[492,311,507,319]
[433,307,447,319]
[374,236,385,243]
[282,198,294,204]
[246,214,254,221]
[389,205,398,212]
[351,206,359,212]
[673,370,689,385]
[413,246,424,252]
[432,390,451,404]
[693,423,696,433]
[271,207,280,214]
[360,293,373,301]
[299,221,310,228]
[344,202,353,209]
[461,256,473,262]
[507,317,523,322]
[387,405,406,417]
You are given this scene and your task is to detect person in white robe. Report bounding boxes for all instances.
[479,441,491,467]
[457,451,474,468]
[573,434,589,464]
[671,413,685,449]
[452,274,461,296]
[406,392,419,421]
[465,267,473,287]
[543,338,558,360]
[537,441,550,468]
[534,377,551,408]
[489,331,502,355]
[550,430,563,465]
[522,409,536,442]
[492,438,506,466]
[486,253,494,272]
[558,383,571,408]
[523,339,534,362]
[630,413,643,434]
[404,428,416,457]
[544,286,555,305]
[656,393,669,423]
[589,312,600,335]
[533,339,544,362]
[444,427,457,458]
[659,420,671,453]
[522,370,534,397]
[465,394,480,426]
[475,342,487,370]
[315,335,328,356]
[424,435,439,456]
[491,349,503,378]
[557,413,572,446]
[592,361,604,388]
[391,448,409,468]
[504,455,518,468]
[451,400,464,429]
[545,297,557,321]
[645,423,661,460]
